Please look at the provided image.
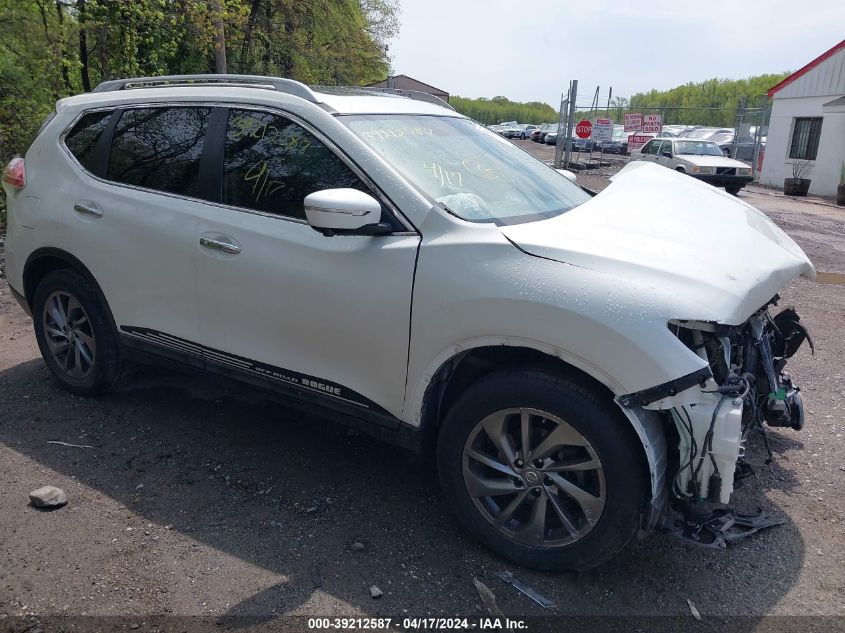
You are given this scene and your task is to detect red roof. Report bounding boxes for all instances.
[768,39,845,97]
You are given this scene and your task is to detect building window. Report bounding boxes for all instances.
[789,117,823,160]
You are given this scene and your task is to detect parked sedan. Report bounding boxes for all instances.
[533,123,558,142]
[710,132,758,162]
[518,124,539,140]
[544,132,578,152]
[503,124,538,139]
[632,137,753,194]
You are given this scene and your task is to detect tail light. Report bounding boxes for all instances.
[2,156,26,190]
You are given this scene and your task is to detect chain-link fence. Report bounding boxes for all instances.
[555,99,771,180]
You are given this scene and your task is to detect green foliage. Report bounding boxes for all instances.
[0,0,398,227]
[450,95,558,125]
[621,74,789,126]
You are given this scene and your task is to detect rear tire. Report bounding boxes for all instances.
[436,369,647,571]
[726,186,742,196]
[32,269,132,396]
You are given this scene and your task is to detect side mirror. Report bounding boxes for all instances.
[555,169,578,183]
[304,188,391,236]
[661,151,672,158]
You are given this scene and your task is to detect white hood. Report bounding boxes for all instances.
[676,154,750,168]
[500,162,815,325]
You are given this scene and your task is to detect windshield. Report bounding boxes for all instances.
[342,115,591,225]
[674,141,725,156]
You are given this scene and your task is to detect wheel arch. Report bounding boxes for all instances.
[23,248,114,326]
[415,343,662,508]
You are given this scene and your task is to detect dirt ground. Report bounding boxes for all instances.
[1,150,844,630]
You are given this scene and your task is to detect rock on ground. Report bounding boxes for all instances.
[29,485,67,508]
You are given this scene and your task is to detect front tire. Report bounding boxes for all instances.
[437,369,646,571]
[33,269,132,396]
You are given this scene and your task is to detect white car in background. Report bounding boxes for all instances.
[502,124,538,139]
[633,137,753,195]
[3,74,813,571]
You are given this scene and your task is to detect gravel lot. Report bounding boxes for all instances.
[1,151,843,629]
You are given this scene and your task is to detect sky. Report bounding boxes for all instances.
[389,0,845,109]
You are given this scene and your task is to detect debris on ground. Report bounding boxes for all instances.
[687,598,702,620]
[494,570,556,609]
[29,486,67,509]
[349,541,366,552]
[368,585,383,599]
[47,440,94,449]
[473,578,506,620]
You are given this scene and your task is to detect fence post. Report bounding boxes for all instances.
[732,97,746,159]
[564,80,578,168]
[554,89,568,169]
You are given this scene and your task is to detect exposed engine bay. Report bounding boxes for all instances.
[660,297,812,545]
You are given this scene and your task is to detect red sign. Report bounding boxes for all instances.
[624,113,642,132]
[575,120,593,139]
[627,133,653,152]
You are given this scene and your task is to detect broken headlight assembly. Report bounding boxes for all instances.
[664,297,812,546]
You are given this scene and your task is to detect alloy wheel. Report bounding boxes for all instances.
[462,407,606,547]
[42,290,97,379]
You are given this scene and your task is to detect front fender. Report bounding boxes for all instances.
[403,232,710,426]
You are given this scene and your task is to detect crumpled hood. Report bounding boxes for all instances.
[500,162,815,325]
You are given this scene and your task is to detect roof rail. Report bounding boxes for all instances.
[91,74,319,103]
[358,87,455,110]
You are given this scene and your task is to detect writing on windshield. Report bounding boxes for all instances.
[342,115,591,225]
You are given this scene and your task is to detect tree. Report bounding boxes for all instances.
[450,95,558,125]
[0,0,400,226]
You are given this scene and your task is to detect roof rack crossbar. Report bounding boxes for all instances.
[92,74,319,103]
[359,87,454,110]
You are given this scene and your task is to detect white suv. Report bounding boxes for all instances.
[2,75,815,570]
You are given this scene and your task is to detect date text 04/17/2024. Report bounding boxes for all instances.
[306,617,529,630]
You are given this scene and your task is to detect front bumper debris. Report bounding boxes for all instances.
[669,505,785,548]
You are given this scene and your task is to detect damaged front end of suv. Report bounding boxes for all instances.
[499,162,817,552]
[625,300,813,547]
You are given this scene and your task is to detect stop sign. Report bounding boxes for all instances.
[575,120,593,139]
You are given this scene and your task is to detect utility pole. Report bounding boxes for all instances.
[212,0,227,74]
[554,87,569,169]
[564,80,578,168]
[606,86,612,119]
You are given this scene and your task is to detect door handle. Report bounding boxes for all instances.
[199,237,241,255]
[73,203,103,218]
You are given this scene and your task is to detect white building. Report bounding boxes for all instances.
[760,39,845,197]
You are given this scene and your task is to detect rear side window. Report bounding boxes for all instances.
[107,107,210,198]
[222,109,366,219]
[64,111,112,173]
